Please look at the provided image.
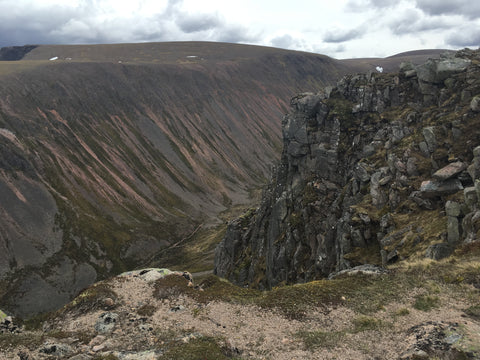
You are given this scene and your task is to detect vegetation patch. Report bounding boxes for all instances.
[60,282,118,315]
[464,304,480,320]
[352,315,386,332]
[159,336,238,360]
[137,304,157,317]
[295,329,345,350]
[413,295,440,311]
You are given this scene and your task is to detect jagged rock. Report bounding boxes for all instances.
[464,187,478,209]
[94,312,119,334]
[40,342,74,357]
[470,96,480,112]
[425,243,453,260]
[422,127,437,152]
[432,162,467,181]
[445,201,461,217]
[328,264,387,279]
[447,216,460,244]
[420,179,463,197]
[214,48,480,289]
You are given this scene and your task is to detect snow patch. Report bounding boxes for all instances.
[49,56,58,61]
[186,55,198,58]
[376,66,384,73]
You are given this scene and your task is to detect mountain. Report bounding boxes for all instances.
[215,48,480,289]
[0,42,447,317]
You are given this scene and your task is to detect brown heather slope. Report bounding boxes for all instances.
[0,42,446,317]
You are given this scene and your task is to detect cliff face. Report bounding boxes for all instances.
[215,49,480,289]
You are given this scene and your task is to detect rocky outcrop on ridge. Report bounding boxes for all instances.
[215,48,480,289]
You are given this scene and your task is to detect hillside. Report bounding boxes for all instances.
[0,42,361,317]
[0,42,448,318]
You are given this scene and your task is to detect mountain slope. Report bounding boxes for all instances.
[0,42,449,317]
[0,42,358,317]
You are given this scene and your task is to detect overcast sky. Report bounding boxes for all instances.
[0,0,478,59]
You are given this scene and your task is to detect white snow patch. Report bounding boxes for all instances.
[376,66,384,73]
[186,55,198,58]
[49,56,58,61]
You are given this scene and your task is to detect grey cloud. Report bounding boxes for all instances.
[323,28,364,43]
[176,13,223,33]
[389,9,454,35]
[0,0,258,48]
[446,28,480,47]
[415,0,480,19]
[345,0,398,12]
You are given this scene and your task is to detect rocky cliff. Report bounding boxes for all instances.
[215,48,480,289]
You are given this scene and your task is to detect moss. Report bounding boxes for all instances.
[160,336,235,360]
[0,333,43,351]
[464,304,480,320]
[137,304,157,317]
[352,315,386,332]
[295,329,345,350]
[60,282,118,315]
[413,294,440,311]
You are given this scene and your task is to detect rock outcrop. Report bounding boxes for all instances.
[215,49,480,289]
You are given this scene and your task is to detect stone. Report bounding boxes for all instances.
[464,186,478,209]
[447,216,460,244]
[445,201,461,217]
[420,179,463,197]
[40,342,73,357]
[470,95,480,112]
[432,162,467,181]
[328,264,387,279]
[425,243,452,260]
[94,312,119,334]
[422,127,437,152]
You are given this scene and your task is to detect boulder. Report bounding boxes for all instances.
[445,201,461,217]
[94,312,119,334]
[420,179,463,197]
[470,95,480,112]
[432,162,467,181]
[425,243,453,260]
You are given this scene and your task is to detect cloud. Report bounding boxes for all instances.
[0,0,259,48]
[176,13,222,33]
[323,27,365,43]
[388,8,454,35]
[415,0,480,19]
[345,0,398,12]
[446,28,480,47]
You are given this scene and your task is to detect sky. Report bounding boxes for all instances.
[0,0,479,59]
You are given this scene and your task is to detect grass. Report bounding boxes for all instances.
[295,330,346,350]
[464,304,480,320]
[159,336,240,360]
[413,295,440,311]
[352,316,387,332]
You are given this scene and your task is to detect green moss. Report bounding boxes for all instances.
[295,329,345,350]
[413,294,440,311]
[60,282,118,314]
[464,304,480,320]
[352,315,386,332]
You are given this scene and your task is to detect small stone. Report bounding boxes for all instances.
[470,95,480,112]
[92,344,105,352]
[425,243,452,260]
[104,298,115,307]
